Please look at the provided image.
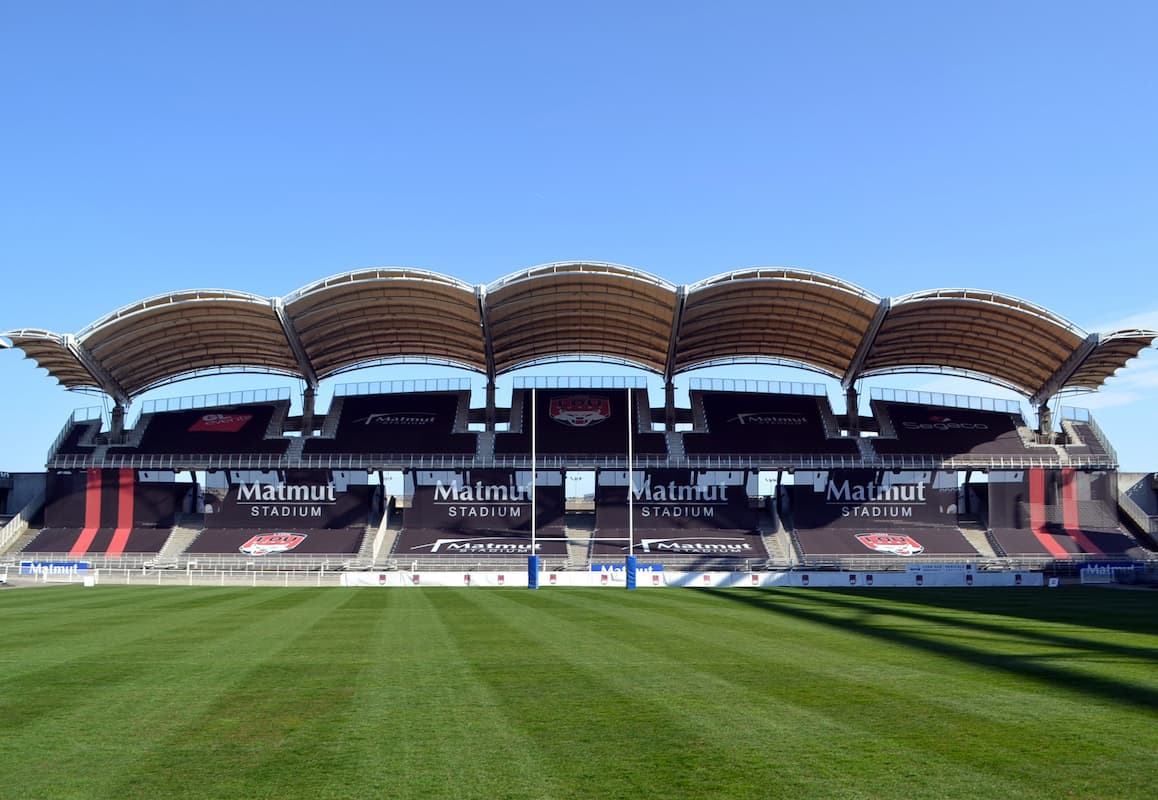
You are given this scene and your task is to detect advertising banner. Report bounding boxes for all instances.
[204,470,372,529]
[788,470,972,557]
[392,529,568,557]
[790,470,958,530]
[406,469,563,532]
[44,469,189,528]
[595,469,757,531]
[589,530,767,558]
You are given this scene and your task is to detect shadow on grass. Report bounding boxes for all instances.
[703,587,1158,712]
[817,586,1158,637]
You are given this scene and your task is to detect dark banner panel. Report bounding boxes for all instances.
[393,529,568,557]
[44,470,93,528]
[790,470,958,530]
[872,403,1027,456]
[595,470,757,531]
[204,470,373,530]
[986,471,1027,529]
[133,479,190,527]
[986,469,1138,556]
[406,469,564,532]
[590,530,767,558]
[494,390,667,456]
[187,528,364,555]
[44,469,190,528]
[792,528,978,558]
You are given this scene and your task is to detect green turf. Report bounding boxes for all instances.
[0,585,1154,800]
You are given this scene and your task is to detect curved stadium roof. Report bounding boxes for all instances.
[2,262,1154,408]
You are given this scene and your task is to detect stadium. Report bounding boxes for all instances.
[2,262,1157,587]
[2,263,1158,799]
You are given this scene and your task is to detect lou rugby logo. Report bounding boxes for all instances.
[855,533,924,556]
[239,533,307,555]
[549,395,611,427]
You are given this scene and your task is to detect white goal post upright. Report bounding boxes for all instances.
[528,387,540,589]
[626,386,637,590]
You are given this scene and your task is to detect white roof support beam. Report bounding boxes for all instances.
[476,285,496,383]
[663,285,688,384]
[272,298,319,390]
[842,298,892,390]
[64,335,130,406]
[1029,332,1101,408]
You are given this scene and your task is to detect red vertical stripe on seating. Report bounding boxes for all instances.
[105,469,135,557]
[68,468,103,557]
[1060,468,1103,555]
[1029,468,1070,558]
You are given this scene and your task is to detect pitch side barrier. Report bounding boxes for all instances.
[4,565,1045,588]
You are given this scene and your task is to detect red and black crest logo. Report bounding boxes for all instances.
[239,533,307,555]
[549,395,611,427]
[855,533,924,556]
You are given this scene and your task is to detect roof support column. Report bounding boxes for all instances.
[485,380,496,432]
[665,380,676,431]
[1037,403,1054,441]
[301,386,316,438]
[845,386,860,436]
[110,403,126,441]
[476,285,497,432]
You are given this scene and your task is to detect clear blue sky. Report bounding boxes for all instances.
[2,1,1155,472]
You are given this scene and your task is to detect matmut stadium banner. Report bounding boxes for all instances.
[596,469,757,530]
[204,469,372,529]
[790,470,958,530]
[406,469,564,531]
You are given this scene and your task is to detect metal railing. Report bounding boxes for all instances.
[46,407,103,464]
[0,487,45,554]
[1118,490,1158,536]
[512,375,647,389]
[688,378,826,396]
[45,448,1120,472]
[140,387,292,416]
[334,378,471,396]
[870,387,1024,417]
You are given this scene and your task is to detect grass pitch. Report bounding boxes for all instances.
[0,585,1155,800]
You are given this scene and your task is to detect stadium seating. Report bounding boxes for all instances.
[494,389,667,456]
[303,392,477,455]
[106,402,291,456]
[20,526,171,555]
[185,527,366,555]
[52,419,103,456]
[869,401,1035,457]
[588,530,769,563]
[1059,420,1111,457]
[391,528,569,559]
[11,383,1155,574]
[19,469,191,556]
[682,391,858,455]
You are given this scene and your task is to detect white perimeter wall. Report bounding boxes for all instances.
[342,570,1043,588]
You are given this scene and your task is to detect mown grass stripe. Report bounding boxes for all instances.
[0,586,1153,799]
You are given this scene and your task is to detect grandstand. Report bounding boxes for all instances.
[2,262,1157,585]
